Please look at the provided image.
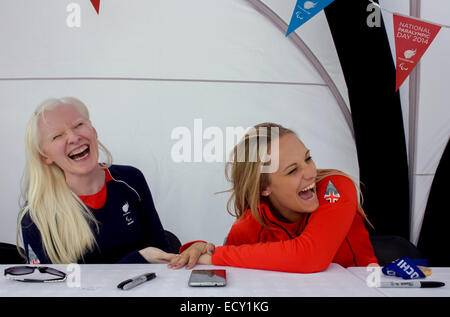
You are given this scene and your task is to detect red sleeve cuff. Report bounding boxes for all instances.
[178,240,207,253]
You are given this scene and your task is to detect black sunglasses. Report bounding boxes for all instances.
[4,266,67,283]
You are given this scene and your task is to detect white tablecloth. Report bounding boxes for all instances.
[1,264,449,297]
[0,264,382,297]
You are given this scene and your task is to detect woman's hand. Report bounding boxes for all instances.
[168,241,215,269]
[139,247,178,264]
[197,253,212,265]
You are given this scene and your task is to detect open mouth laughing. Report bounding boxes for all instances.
[68,144,90,161]
[298,182,316,201]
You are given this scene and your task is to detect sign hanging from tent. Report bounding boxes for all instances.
[286,0,335,36]
[393,14,441,91]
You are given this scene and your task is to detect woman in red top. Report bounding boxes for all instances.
[170,123,378,273]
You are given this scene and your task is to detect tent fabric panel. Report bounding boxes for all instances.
[260,0,351,109]
[414,1,450,258]
[417,140,450,266]
[380,0,450,246]
[410,175,434,245]
[0,0,323,85]
[415,27,450,175]
[379,0,450,176]
[248,0,353,139]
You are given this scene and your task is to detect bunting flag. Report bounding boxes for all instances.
[393,14,441,91]
[286,0,335,36]
[90,0,100,15]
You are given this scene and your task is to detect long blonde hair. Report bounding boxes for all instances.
[17,97,113,263]
[225,122,372,228]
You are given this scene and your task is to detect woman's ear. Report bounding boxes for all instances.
[40,153,53,165]
[261,189,271,197]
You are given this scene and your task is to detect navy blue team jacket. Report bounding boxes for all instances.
[21,165,171,264]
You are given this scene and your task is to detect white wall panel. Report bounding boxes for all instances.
[411,175,434,245]
[261,0,351,109]
[0,0,322,84]
[416,2,450,175]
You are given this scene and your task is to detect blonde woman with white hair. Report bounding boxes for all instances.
[17,97,176,264]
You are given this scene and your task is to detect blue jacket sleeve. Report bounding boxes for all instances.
[117,250,148,263]
[21,212,52,264]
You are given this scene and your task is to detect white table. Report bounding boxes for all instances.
[1,264,449,298]
[0,264,382,297]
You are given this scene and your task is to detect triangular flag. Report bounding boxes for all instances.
[393,14,441,91]
[90,0,100,15]
[286,0,335,36]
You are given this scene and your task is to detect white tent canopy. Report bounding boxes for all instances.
[0,0,356,246]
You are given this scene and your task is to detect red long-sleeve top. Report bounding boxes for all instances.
[205,174,378,273]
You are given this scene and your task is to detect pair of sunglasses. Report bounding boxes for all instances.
[4,266,67,283]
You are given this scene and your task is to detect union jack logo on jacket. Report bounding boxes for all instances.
[324,180,340,203]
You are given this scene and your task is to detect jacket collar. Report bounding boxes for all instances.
[259,201,307,238]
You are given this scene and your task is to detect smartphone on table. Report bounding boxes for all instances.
[188,269,227,287]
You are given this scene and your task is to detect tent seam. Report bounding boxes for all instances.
[0,77,327,86]
[409,0,421,243]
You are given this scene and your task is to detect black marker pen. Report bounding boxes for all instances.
[117,273,156,290]
[378,281,445,288]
